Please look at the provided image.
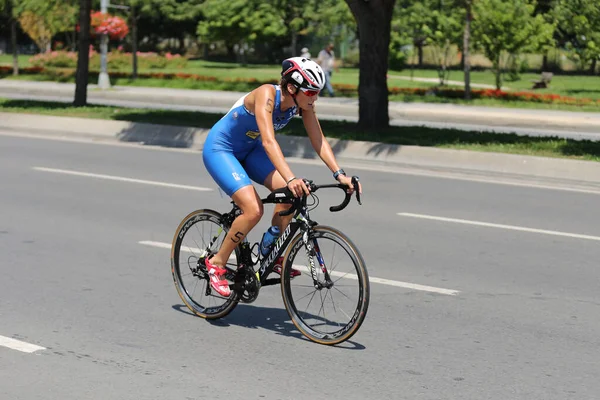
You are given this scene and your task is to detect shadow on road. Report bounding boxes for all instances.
[2,98,600,160]
[171,303,366,350]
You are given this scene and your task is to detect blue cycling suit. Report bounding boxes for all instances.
[202,85,298,196]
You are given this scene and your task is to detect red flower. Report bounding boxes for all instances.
[90,11,129,40]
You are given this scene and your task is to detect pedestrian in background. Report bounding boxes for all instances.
[317,43,336,97]
[300,47,311,59]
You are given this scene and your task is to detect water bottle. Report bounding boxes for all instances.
[260,226,280,257]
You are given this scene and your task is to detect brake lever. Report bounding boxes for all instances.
[352,176,362,205]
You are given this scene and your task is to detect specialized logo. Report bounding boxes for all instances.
[259,224,292,275]
[246,131,260,139]
[232,172,241,181]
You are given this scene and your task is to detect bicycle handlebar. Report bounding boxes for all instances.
[268,176,362,216]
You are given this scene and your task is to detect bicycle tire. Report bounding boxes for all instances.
[171,209,240,319]
[280,225,370,345]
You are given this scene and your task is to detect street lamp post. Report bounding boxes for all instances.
[98,0,111,89]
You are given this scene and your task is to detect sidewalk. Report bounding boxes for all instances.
[1,80,600,139]
[387,74,507,90]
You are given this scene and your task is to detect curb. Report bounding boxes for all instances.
[2,112,600,186]
[2,80,600,134]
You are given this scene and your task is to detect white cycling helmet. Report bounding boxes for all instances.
[281,57,325,92]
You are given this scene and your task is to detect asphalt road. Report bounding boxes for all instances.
[2,132,600,399]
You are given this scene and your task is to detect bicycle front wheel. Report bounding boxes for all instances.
[171,209,240,319]
[280,225,370,345]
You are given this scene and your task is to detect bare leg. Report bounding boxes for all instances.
[209,185,263,267]
[263,170,293,232]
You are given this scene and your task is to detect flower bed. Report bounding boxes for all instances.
[28,50,187,70]
[0,66,46,74]
[387,87,600,106]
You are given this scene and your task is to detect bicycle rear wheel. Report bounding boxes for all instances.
[280,225,370,345]
[171,209,240,319]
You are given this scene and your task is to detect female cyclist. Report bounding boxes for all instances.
[202,57,362,296]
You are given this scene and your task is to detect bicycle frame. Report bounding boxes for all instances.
[215,178,359,292]
[220,201,314,288]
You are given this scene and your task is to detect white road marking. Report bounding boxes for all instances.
[0,335,46,353]
[398,212,600,242]
[2,131,597,196]
[33,167,212,191]
[140,240,459,295]
[288,265,459,295]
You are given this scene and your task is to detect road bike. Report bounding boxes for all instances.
[171,177,369,345]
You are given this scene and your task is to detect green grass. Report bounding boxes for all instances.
[389,68,600,100]
[1,97,599,162]
[0,54,32,67]
[2,56,600,111]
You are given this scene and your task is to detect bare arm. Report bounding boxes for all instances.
[254,85,295,183]
[302,106,361,193]
[302,106,341,174]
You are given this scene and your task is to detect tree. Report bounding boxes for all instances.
[308,0,356,54]
[428,6,463,85]
[74,0,92,106]
[345,0,396,130]
[157,0,203,53]
[15,0,78,52]
[265,0,301,57]
[1,0,20,75]
[553,0,600,73]
[198,0,269,61]
[463,0,473,99]
[393,0,433,67]
[449,0,474,98]
[472,0,554,90]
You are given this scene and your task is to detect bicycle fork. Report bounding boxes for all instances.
[303,231,334,290]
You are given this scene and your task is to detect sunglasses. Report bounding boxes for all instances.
[300,88,320,97]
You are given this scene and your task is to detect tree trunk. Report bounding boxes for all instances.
[291,31,298,57]
[418,43,423,66]
[463,0,471,100]
[226,45,235,61]
[178,32,186,54]
[131,7,138,80]
[345,0,395,130]
[495,55,502,91]
[542,53,548,71]
[74,0,92,107]
[11,19,18,76]
[590,58,597,75]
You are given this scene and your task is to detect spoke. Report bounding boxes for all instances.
[194,221,208,251]
[333,285,353,300]
[294,288,319,302]
[191,275,200,298]
[318,290,326,319]
[329,242,336,272]
[327,289,338,314]
[191,236,205,256]
[331,258,342,274]
[180,271,195,278]
[332,271,353,284]
[303,290,318,316]
[337,304,352,322]
[327,290,342,331]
